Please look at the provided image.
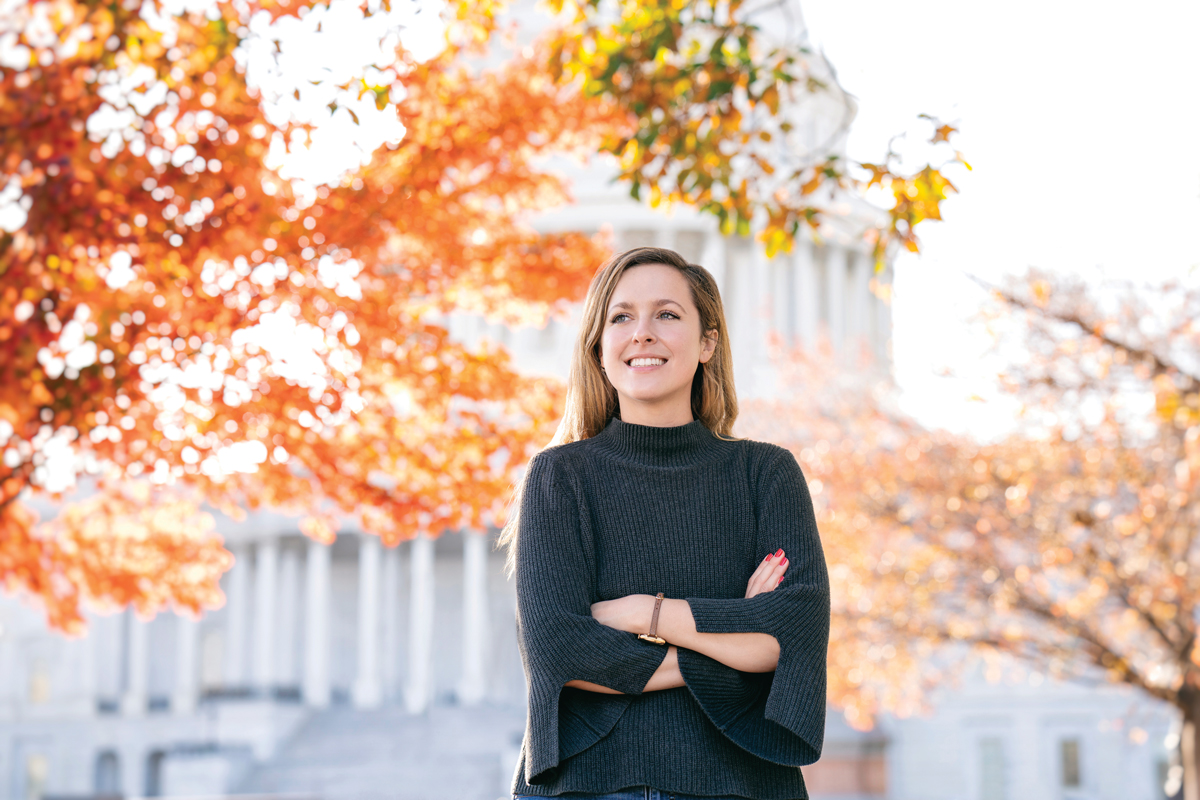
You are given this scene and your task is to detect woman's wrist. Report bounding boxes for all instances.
[589,594,699,645]
[655,598,697,648]
[643,645,684,692]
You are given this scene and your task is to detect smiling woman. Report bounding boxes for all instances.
[500,247,832,800]
[599,264,718,428]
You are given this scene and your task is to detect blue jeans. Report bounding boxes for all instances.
[514,791,748,800]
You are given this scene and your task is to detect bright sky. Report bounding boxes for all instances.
[801,0,1200,438]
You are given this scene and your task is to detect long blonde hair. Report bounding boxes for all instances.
[498,247,738,573]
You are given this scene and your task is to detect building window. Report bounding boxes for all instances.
[1061,738,1082,789]
[95,750,121,796]
[28,658,50,704]
[25,753,49,800]
[145,749,166,797]
[980,737,1006,800]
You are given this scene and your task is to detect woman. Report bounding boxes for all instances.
[501,247,830,800]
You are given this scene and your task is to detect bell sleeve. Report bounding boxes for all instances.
[514,451,669,785]
[677,447,830,766]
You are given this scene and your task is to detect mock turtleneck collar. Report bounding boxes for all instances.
[592,416,727,467]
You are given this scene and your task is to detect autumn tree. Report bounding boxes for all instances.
[744,272,1200,795]
[1,0,609,630]
[2,0,960,631]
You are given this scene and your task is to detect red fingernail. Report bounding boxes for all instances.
[782,559,788,566]
[764,553,772,561]
[777,576,784,584]
[775,549,784,557]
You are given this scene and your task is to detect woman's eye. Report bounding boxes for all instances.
[609,313,629,323]
[658,311,679,320]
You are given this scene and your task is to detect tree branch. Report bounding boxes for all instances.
[1010,589,1173,703]
[971,276,1200,387]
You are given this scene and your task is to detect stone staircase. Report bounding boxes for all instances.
[235,704,526,800]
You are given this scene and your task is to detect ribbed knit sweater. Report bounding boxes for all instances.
[510,417,831,800]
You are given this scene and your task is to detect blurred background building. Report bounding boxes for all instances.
[0,1,1179,798]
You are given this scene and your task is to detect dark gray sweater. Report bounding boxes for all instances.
[511,418,830,799]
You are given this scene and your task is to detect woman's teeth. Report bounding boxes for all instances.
[628,358,666,367]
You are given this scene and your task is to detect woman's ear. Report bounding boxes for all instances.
[699,329,718,364]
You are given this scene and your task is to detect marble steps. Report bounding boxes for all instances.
[236,704,525,800]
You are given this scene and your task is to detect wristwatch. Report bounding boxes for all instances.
[638,593,667,645]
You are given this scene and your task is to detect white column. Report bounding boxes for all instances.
[874,264,893,366]
[405,533,435,714]
[120,611,148,716]
[825,245,847,355]
[725,237,753,397]
[90,614,113,704]
[380,544,402,702]
[849,252,871,351]
[745,242,774,397]
[277,545,301,686]
[793,239,818,351]
[73,609,98,716]
[303,539,331,708]
[252,538,278,692]
[769,255,791,342]
[223,544,249,688]
[173,613,199,715]
[654,227,676,251]
[353,535,382,708]
[609,225,624,250]
[459,529,490,706]
[701,230,728,303]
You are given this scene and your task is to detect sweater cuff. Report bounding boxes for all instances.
[676,648,820,766]
[563,631,670,694]
[686,595,772,635]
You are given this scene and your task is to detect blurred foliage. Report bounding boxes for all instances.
[743,273,1200,740]
[545,0,967,262]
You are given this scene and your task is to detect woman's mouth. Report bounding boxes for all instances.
[627,357,667,368]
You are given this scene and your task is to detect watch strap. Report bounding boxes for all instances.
[638,593,667,645]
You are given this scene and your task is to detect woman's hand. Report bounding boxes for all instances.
[590,594,657,635]
[745,549,788,598]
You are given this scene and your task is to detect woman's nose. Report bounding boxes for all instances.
[632,325,655,342]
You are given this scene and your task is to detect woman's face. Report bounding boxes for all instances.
[599,263,717,426]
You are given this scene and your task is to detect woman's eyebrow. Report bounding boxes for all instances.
[608,299,686,311]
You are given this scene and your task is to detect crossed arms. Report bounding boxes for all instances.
[564,548,791,694]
